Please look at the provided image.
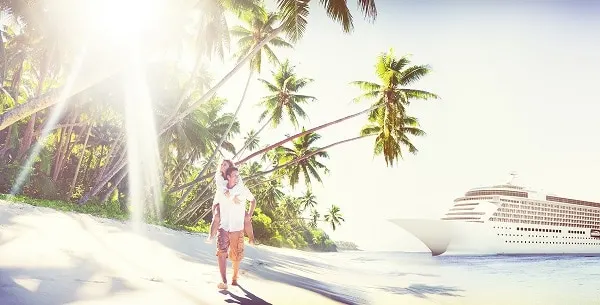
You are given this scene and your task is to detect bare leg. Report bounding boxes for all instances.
[216,228,228,289]
[231,260,240,285]
[206,205,220,243]
[244,217,255,245]
[218,255,228,284]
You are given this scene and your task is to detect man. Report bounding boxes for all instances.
[214,166,256,290]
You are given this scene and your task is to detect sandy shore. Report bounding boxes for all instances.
[1,201,367,305]
[5,201,596,305]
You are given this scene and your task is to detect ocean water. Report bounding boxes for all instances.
[306,251,600,305]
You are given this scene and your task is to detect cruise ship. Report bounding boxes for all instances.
[390,174,600,256]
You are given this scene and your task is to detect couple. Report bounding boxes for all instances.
[207,159,256,290]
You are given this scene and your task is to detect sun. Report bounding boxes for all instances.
[82,0,165,44]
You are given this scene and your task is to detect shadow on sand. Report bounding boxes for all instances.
[86,216,372,304]
[219,285,273,305]
[0,205,211,305]
[379,283,464,298]
[0,253,137,305]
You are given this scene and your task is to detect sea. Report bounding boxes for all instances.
[298,251,600,305]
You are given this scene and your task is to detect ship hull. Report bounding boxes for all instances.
[390,218,600,256]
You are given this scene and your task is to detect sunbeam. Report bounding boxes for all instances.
[10,45,88,197]
[123,41,164,233]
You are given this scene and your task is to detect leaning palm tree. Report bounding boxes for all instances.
[360,114,425,166]
[0,0,378,132]
[236,49,438,167]
[272,129,328,188]
[352,49,438,125]
[234,60,315,160]
[324,205,344,231]
[171,4,294,206]
[79,0,380,203]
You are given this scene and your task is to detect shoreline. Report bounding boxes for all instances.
[3,201,599,305]
[0,194,350,254]
[0,201,362,304]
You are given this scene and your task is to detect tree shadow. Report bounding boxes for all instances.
[387,271,439,278]
[80,217,371,304]
[244,261,370,305]
[379,283,464,298]
[218,285,273,305]
[0,253,137,305]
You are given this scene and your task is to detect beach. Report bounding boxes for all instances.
[2,201,600,305]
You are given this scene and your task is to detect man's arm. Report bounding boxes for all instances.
[247,199,256,219]
[241,186,256,219]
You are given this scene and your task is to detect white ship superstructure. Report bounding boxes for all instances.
[390,175,600,256]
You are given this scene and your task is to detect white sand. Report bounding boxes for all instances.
[5,201,588,305]
[0,201,359,305]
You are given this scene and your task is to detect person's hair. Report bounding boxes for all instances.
[225,166,238,179]
[220,160,234,179]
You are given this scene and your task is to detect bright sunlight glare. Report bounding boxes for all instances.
[124,40,164,234]
[10,45,88,197]
[85,0,164,42]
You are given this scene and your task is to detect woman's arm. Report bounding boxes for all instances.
[228,176,246,195]
[214,171,228,193]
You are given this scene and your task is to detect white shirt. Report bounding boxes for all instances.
[214,182,255,232]
[212,171,246,206]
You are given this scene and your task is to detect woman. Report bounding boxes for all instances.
[206,159,255,244]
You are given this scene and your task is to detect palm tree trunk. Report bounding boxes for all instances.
[166,52,203,123]
[233,112,274,161]
[237,104,380,165]
[17,46,53,161]
[53,115,77,182]
[69,123,92,198]
[170,104,380,194]
[167,154,194,189]
[93,135,125,184]
[81,25,286,204]
[0,31,5,85]
[100,169,127,203]
[174,69,254,208]
[250,135,373,179]
[79,156,127,204]
[160,25,284,134]
[0,36,155,132]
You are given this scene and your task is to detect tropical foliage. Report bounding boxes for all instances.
[0,0,438,252]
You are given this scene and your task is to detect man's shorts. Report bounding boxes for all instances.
[216,228,244,261]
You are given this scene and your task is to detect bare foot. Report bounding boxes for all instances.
[231,279,239,286]
[248,239,255,245]
[217,282,228,290]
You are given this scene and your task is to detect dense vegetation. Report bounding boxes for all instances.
[0,0,438,252]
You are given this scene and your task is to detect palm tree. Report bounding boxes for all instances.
[309,208,320,229]
[172,50,438,196]
[230,7,293,73]
[324,204,344,231]
[272,129,328,188]
[42,1,383,202]
[170,4,294,206]
[0,0,379,132]
[234,60,315,160]
[236,50,438,166]
[360,115,425,166]
[235,129,260,158]
[299,189,317,212]
[257,60,314,129]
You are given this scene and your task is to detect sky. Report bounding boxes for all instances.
[211,0,600,251]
